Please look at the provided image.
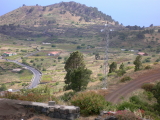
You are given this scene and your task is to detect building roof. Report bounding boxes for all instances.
[4,52,16,54]
[49,52,59,54]
[137,52,148,55]
[4,52,13,54]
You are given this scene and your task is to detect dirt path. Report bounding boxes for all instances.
[105,67,160,104]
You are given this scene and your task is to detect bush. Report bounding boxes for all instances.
[97,73,103,76]
[144,65,152,70]
[141,83,154,92]
[61,91,76,102]
[71,91,110,116]
[0,84,7,91]
[51,45,56,47]
[120,76,131,82]
[115,110,141,120]
[155,59,160,62]
[117,102,139,112]
[152,55,156,57]
[129,96,151,111]
[108,72,117,77]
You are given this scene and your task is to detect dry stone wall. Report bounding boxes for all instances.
[18,101,80,120]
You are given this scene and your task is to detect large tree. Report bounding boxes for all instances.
[133,55,142,71]
[64,51,92,91]
[67,67,92,91]
[64,51,85,71]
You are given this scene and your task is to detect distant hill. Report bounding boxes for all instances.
[0,1,117,26]
[0,1,122,44]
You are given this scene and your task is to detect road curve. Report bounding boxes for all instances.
[105,68,160,104]
[8,60,41,89]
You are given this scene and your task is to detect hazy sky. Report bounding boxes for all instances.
[0,0,160,27]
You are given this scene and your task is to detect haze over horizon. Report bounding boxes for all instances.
[1,0,160,27]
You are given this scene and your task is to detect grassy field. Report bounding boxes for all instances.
[0,61,33,89]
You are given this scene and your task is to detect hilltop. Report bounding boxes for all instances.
[0,1,123,45]
[0,1,117,26]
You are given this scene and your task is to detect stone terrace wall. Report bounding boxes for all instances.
[18,101,80,120]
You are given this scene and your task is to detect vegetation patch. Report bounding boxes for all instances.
[71,91,110,116]
[120,76,132,82]
[41,75,52,83]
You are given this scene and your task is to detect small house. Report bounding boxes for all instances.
[48,51,60,56]
[42,42,51,45]
[3,52,17,57]
[137,52,148,56]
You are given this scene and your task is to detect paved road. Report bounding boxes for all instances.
[105,67,160,104]
[7,60,42,90]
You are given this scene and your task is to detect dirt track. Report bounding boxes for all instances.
[105,67,160,104]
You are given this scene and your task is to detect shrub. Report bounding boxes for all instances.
[129,96,151,111]
[108,72,117,77]
[97,73,103,76]
[51,45,56,47]
[144,65,152,70]
[120,76,131,82]
[155,59,160,62]
[145,91,154,101]
[0,84,7,91]
[141,83,155,92]
[117,102,139,112]
[115,110,141,120]
[71,91,110,116]
[61,91,76,102]
[152,55,156,57]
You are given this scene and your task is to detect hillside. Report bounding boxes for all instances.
[0,1,123,46]
[0,1,160,49]
[0,1,116,26]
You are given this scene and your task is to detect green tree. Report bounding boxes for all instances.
[95,53,100,60]
[64,51,92,91]
[109,62,117,73]
[66,67,92,91]
[133,55,142,71]
[64,51,85,71]
[0,84,7,91]
[119,63,125,70]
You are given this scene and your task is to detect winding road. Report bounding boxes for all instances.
[7,60,42,90]
[105,67,160,104]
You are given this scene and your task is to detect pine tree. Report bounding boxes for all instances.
[119,63,125,70]
[64,51,92,91]
[117,63,126,76]
[133,55,142,71]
